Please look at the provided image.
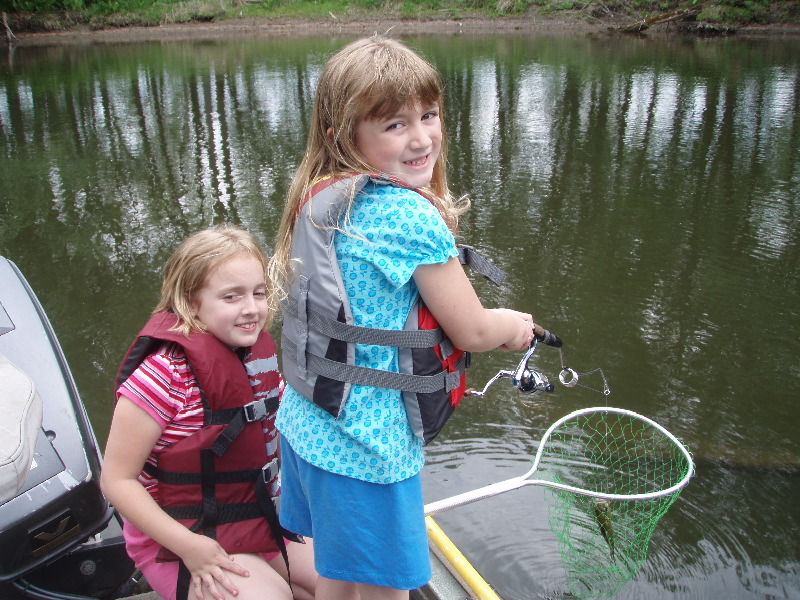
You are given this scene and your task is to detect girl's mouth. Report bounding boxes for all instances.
[404,154,429,167]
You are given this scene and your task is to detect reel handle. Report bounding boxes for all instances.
[534,324,562,348]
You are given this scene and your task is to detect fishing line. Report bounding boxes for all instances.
[556,347,611,397]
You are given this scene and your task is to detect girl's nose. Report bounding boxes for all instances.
[242,294,258,314]
[409,122,432,148]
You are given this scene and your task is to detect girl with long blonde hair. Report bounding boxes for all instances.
[273,37,536,600]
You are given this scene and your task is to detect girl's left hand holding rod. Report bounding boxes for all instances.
[100,397,250,600]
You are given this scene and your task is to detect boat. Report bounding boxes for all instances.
[418,516,501,600]
[0,255,500,600]
[0,255,135,599]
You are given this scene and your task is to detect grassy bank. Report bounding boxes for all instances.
[2,0,800,35]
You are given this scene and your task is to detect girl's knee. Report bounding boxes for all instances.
[227,553,293,600]
[270,540,317,600]
[316,576,358,600]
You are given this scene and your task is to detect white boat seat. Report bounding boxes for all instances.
[0,353,43,503]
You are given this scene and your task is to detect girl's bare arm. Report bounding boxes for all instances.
[414,257,534,352]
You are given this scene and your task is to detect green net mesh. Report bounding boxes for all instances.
[536,409,693,598]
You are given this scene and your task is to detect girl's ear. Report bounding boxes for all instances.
[188,298,200,319]
[326,127,335,144]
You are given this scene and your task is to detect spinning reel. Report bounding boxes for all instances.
[466,325,609,398]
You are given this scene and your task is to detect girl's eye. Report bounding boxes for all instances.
[254,290,267,299]
[422,110,439,121]
[223,294,241,302]
[385,122,403,131]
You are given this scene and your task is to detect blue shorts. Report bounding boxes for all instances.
[279,436,431,589]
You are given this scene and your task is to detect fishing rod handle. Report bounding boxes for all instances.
[534,324,562,348]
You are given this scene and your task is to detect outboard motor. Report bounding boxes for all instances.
[0,257,135,599]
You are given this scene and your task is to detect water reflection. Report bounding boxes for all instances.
[1,33,799,599]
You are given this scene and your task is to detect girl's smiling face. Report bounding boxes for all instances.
[190,255,268,348]
[354,102,442,189]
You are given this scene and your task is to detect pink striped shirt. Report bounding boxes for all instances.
[116,342,205,502]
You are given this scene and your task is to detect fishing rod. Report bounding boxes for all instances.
[465,324,610,399]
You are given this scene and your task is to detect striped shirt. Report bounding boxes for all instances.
[116,342,205,502]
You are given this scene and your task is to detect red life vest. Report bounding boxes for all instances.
[115,312,292,563]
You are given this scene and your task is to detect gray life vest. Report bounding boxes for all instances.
[280,174,505,444]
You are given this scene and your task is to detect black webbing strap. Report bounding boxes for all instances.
[199,449,217,540]
[457,244,506,286]
[254,472,293,586]
[143,463,262,485]
[176,561,191,600]
[207,396,281,425]
[208,395,280,458]
[174,448,217,600]
[161,502,266,522]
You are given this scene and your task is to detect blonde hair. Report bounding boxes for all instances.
[155,225,273,336]
[270,35,468,301]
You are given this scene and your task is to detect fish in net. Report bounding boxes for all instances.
[425,407,694,598]
[538,408,693,597]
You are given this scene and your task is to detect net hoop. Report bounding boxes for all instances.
[527,406,694,502]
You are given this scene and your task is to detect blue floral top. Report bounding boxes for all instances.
[276,181,458,484]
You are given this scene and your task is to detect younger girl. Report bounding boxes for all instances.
[101,226,317,600]
[270,37,537,600]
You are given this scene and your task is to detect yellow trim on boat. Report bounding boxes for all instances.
[425,516,501,600]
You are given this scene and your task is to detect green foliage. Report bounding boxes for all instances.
[694,0,769,23]
[2,0,798,30]
[6,0,81,12]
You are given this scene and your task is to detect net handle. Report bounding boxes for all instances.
[424,406,695,516]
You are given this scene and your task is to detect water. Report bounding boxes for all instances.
[1,32,798,599]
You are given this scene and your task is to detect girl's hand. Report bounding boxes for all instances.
[491,308,535,351]
[180,534,250,600]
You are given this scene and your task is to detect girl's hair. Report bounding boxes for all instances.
[154,225,273,336]
[270,35,468,301]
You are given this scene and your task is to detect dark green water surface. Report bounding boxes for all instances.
[1,32,798,599]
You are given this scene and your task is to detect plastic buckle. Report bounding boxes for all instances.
[261,458,278,483]
[243,399,268,422]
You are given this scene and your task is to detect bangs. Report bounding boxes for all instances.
[351,40,443,120]
[363,72,442,120]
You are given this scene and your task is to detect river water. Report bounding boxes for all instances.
[1,31,798,599]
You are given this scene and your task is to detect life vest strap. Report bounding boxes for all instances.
[284,337,469,394]
[143,463,264,485]
[207,396,280,425]
[162,502,265,524]
[198,450,217,538]
[284,296,446,348]
[208,396,280,458]
[457,244,506,286]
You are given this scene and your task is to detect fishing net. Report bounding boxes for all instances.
[424,407,694,596]
[536,408,694,598]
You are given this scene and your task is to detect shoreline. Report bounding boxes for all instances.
[8,13,800,47]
